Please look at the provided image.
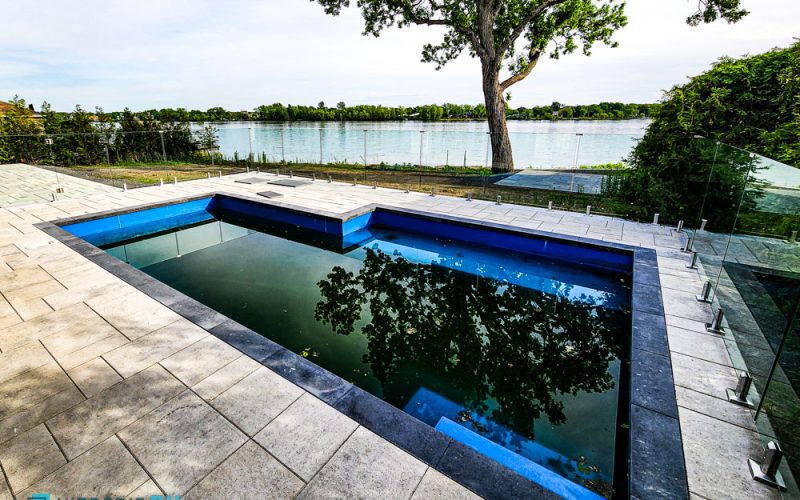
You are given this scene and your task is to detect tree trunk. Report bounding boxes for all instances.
[482,63,514,173]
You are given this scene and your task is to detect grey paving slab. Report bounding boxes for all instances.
[211,366,304,436]
[679,407,781,500]
[255,392,359,481]
[0,342,52,385]
[411,469,481,500]
[184,441,304,500]
[67,357,122,398]
[0,424,65,495]
[40,313,128,371]
[0,386,84,447]
[86,288,182,340]
[160,335,242,387]
[671,352,738,399]
[668,326,733,367]
[0,164,115,207]
[192,355,260,401]
[118,389,248,495]
[103,318,207,378]
[0,302,97,352]
[0,471,9,500]
[47,364,184,459]
[0,361,73,422]
[298,426,427,499]
[129,479,162,498]
[675,386,756,431]
[16,436,148,500]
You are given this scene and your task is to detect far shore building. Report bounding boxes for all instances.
[0,99,43,119]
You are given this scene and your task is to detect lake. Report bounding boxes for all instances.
[205,119,649,169]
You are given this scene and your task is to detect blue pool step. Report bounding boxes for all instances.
[435,417,604,500]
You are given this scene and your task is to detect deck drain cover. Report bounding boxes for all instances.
[235,177,269,184]
[267,179,312,187]
[256,191,284,199]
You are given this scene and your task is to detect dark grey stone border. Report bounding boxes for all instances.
[37,193,687,500]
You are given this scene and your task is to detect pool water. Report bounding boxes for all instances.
[95,205,631,496]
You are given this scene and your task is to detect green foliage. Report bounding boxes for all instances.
[0,117,9,164]
[622,43,799,229]
[686,0,748,26]
[578,162,626,170]
[112,101,653,123]
[2,96,42,163]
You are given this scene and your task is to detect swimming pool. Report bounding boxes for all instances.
[45,192,685,499]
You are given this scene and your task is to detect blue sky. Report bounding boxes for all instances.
[0,0,797,111]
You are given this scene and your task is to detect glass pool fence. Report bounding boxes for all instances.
[3,128,800,492]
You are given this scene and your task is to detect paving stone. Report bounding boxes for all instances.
[675,386,756,431]
[192,355,260,401]
[47,364,184,459]
[0,342,52,385]
[118,389,247,495]
[211,367,303,436]
[16,436,148,500]
[103,318,207,378]
[661,290,712,323]
[0,386,84,446]
[298,427,427,499]
[0,424,65,494]
[0,361,73,422]
[86,289,181,339]
[161,335,242,387]
[184,441,304,500]
[8,297,53,321]
[671,352,738,399]
[255,393,358,481]
[128,479,162,498]
[411,468,481,500]
[0,472,9,500]
[41,313,128,371]
[668,326,732,367]
[67,357,122,397]
[0,302,96,352]
[0,299,21,330]
[679,407,782,500]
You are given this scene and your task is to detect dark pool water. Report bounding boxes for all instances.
[104,214,631,493]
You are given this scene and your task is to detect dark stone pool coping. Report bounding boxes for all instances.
[37,192,688,500]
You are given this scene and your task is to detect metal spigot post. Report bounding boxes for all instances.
[726,371,754,408]
[749,441,787,490]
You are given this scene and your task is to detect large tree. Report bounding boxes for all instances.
[314,0,747,173]
[315,0,627,172]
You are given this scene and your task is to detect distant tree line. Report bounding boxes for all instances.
[105,101,657,123]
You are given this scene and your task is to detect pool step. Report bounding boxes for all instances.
[435,417,603,500]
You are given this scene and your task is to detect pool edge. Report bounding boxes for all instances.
[36,193,687,500]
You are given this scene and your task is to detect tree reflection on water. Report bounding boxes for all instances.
[315,247,629,436]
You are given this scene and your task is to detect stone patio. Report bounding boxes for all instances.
[0,164,792,499]
[0,164,115,207]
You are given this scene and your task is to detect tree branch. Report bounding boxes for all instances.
[406,8,483,58]
[499,47,542,91]
[498,0,568,56]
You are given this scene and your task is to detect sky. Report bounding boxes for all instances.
[0,0,797,111]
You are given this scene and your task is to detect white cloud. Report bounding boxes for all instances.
[0,0,797,110]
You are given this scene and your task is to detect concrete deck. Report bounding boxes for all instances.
[0,164,791,499]
[0,164,115,207]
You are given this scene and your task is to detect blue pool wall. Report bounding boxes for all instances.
[63,194,632,275]
[62,197,216,247]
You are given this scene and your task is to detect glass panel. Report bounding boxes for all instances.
[709,145,800,494]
